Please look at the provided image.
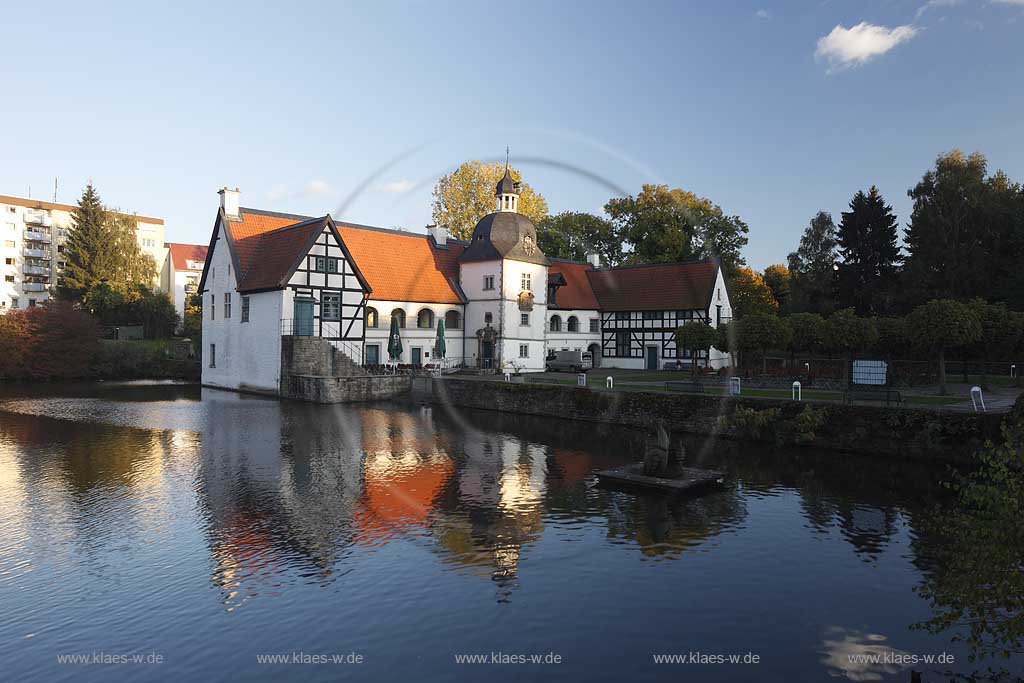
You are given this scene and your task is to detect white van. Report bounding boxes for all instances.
[545,350,593,372]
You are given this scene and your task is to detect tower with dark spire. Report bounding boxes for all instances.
[496,148,519,213]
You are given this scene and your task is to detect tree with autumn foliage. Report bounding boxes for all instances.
[604,184,749,272]
[431,161,549,240]
[762,264,791,312]
[729,266,778,319]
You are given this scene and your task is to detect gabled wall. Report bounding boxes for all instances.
[201,218,284,393]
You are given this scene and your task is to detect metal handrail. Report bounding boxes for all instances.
[280,318,363,367]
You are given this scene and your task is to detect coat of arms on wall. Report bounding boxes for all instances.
[523,234,536,256]
[518,290,535,312]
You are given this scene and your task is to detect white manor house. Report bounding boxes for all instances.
[199,171,733,394]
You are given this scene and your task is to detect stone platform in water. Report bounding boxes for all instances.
[596,464,725,495]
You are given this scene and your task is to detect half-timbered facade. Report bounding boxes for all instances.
[199,175,732,395]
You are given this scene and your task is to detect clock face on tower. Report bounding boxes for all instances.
[523,234,536,256]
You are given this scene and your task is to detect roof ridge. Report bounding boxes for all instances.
[549,257,592,265]
[239,207,313,221]
[593,258,717,272]
[260,215,328,235]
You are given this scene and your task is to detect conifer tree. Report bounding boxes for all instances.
[58,184,156,300]
[835,186,901,315]
[59,183,107,300]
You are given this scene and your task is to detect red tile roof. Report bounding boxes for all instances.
[548,260,600,310]
[235,216,333,292]
[215,208,464,302]
[165,242,208,272]
[336,226,465,304]
[586,260,720,311]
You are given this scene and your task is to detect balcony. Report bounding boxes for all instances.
[24,230,51,243]
[24,212,52,227]
[22,264,48,276]
[22,283,46,292]
[22,248,50,259]
[184,283,198,294]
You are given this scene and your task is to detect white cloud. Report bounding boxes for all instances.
[992,0,1024,4]
[377,179,415,194]
[755,9,770,19]
[815,22,918,72]
[303,179,330,196]
[915,0,960,21]
[266,179,332,202]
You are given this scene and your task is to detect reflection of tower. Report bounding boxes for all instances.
[430,427,548,602]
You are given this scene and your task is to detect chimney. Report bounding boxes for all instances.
[587,253,601,268]
[427,224,448,248]
[218,187,240,219]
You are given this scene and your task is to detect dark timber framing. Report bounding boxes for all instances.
[600,309,710,360]
[286,220,370,342]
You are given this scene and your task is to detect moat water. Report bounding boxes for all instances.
[0,381,1014,681]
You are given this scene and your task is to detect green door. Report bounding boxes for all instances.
[294,297,314,336]
[646,346,658,370]
[411,347,422,367]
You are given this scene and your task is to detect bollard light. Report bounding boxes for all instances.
[970,386,986,413]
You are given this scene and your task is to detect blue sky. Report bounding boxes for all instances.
[2,0,1022,269]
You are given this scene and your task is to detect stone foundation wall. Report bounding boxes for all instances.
[282,374,409,403]
[431,379,1002,463]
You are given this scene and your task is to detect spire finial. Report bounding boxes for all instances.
[505,146,509,170]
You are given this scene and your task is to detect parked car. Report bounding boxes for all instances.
[546,350,593,372]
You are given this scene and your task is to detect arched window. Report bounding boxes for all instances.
[365,307,378,328]
[391,308,406,328]
[417,308,434,329]
[484,312,493,325]
[445,310,461,330]
[567,316,579,332]
[550,315,562,332]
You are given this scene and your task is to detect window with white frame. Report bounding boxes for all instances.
[520,313,529,326]
[589,318,599,333]
[209,343,216,368]
[483,275,494,290]
[241,296,250,323]
[521,272,531,292]
[224,293,231,319]
[210,294,215,320]
[519,344,528,358]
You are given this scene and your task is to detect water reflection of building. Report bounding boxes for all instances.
[426,421,549,602]
[198,391,366,608]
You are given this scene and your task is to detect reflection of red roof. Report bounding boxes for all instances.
[210,208,465,302]
[548,260,599,310]
[587,260,719,311]
[355,458,454,545]
[165,243,208,272]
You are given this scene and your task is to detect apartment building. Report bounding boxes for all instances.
[0,194,165,310]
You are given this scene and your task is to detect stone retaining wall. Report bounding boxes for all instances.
[431,379,1003,463]
[282,374,409,403]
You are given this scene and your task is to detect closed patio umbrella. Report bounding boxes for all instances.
[388,315,403,361]
[435,319,446,360]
